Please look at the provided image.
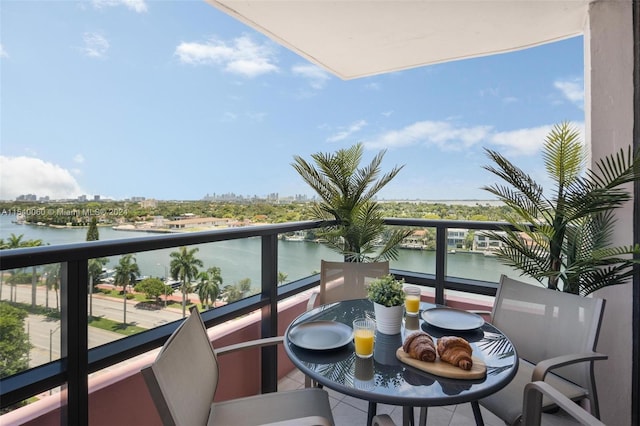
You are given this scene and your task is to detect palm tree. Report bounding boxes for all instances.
[292,143,412,262]
[222,284,243,304]
[482,121,640,295]
[196,267,223,309]
[113,254,140,325]
[88,258,107,318]
[86,220,107,318]
[169,247,203,318]
[2,234,24,301]
[277,271,288,286]
[237,278,252,296]
[0,233,44,304]
[21,238,44,307]
[43,263,61,310]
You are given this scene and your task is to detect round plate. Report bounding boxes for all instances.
[421,307,485,331]
[288,321,354,350]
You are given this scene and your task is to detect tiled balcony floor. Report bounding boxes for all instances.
[278,368,505,426]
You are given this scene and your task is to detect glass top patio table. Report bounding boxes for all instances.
[284,299,518,425]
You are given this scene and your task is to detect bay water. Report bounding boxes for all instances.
[0,214,526,292]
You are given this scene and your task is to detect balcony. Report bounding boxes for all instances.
[0,218,529,425]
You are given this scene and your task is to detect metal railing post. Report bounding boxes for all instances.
[261,235,278,393]
[60,259,89,425]
[434,225,447,304]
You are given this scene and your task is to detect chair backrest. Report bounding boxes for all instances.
[492,275,605,390]
[319,260,389,305]
[142,310,218,426]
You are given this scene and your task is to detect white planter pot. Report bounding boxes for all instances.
[373,303,404,335]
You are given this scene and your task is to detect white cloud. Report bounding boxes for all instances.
[381,111,394,118]
[291,64,330,89]
[81,33,109,58]
[0,156,85,200]
[488,125,553,156]
[0,43,8,58]
[490,122,584,156]
[73,154,85,164]
[363,120,585,157]
[92,0,147,13]
[364,120,492,151]
[327,120,368,143]
[175,35,278,78]
[554,78,584,109]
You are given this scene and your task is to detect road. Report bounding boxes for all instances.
[5,284,186,368]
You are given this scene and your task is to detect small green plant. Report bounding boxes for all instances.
[367,274,405,307]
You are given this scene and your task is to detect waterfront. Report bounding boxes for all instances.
[0,214,531,292]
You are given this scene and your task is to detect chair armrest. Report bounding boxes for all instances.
[306,290,319,311]
[371,414,397,426]
[532,352,608,381]
[261,415,333,426]
[215,336,284,356]
[523,381,605,426]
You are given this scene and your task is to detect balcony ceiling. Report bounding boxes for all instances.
[205,0,592,80]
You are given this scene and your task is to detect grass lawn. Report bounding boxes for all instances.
[88,316,146,335]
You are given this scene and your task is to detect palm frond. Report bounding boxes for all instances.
[482,121,640,295]
[542,122,584,189]
[586,145,640,189]
[293,143,407,262]
[374,228,414,262]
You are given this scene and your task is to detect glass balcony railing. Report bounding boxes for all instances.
[0,218,522,424]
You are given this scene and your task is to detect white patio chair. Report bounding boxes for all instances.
[307,260,389,311]
[478,274,607,425]
[142,308,334,426]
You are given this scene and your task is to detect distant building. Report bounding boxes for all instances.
[166,216,232,229]
[139,199,157,209]
[152,216,165,227]
[447,228,468,249]
[16,194,37,201]
[473,231,508,255]
[401,229,429,249]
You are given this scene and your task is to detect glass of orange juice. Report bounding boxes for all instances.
[404,286,421,316]
[353,318,376,358]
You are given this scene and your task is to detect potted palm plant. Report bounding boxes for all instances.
[367,274,405,334]
[482,121,640,295]
[292,143,412,263]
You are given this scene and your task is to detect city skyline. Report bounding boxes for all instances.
[1,1,584,202]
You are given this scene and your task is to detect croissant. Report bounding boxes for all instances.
[402,331,437,362]
[437,336,473,370]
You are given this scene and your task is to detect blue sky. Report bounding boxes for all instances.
[0,0,585,202]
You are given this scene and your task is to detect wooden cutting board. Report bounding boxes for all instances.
[395,348,486,380]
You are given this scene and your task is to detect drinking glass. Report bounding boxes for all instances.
[404,286,421,316]
[353,318,376,358]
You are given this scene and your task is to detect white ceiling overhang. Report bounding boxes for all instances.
[205,0,592,80]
